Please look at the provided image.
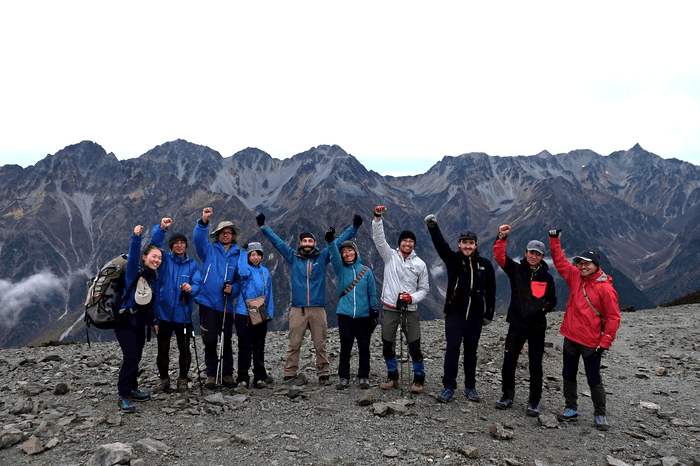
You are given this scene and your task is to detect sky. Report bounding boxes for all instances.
[1,1,699,176]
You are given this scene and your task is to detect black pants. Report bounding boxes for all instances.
[114,312,147,398]
[234,313,268,384]
[562,337,606,415]
[338,314,374,380]
[501,323,545,403]
[199,304,235,378]
[443,309,483,390]
[157,320,191,380]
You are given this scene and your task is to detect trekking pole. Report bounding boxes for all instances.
[182,292,203,396]
[216,280,231,386]
[397,294,407,398]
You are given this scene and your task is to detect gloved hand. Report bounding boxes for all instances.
[424,214,437,227]
[256,213,266,227]
[369,307,379,320]
[324,227,336,243]
[242,243,249,250]
[374,206,386,217]
[353,214,363,229]
[595,346,607,356]
[400,292,413,303]
[483,318,492,326]
[549,229,561,238]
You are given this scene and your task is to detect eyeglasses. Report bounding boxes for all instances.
[575,261,595,268]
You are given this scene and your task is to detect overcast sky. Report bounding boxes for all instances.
[1,1,698,175]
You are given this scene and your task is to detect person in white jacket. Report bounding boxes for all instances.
[371,205,430,393]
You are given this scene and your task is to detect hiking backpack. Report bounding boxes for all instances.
[83,254,129,331]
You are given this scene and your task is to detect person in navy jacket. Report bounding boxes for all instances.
[151,218,202,393]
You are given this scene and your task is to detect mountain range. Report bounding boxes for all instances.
[1,140,698,348]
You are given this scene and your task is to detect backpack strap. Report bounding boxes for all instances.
[339,266,368,298]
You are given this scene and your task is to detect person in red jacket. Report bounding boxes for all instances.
[548,229,621,431]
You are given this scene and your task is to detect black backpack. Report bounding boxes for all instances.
[83,254,131,339]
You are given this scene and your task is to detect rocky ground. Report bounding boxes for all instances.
[1,304,699,466]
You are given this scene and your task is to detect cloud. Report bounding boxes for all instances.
[0,272,66,329]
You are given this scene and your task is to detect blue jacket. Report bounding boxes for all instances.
[260,225,357,308]
[328,241,377,319]
[151,225,202,324]
[235,249,274,318]
[120,233,158,325]
[193,220,241,313]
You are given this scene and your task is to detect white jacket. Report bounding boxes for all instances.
[372,218,429,311]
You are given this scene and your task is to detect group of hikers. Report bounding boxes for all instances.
[114,205,621,431]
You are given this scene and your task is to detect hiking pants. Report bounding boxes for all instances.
[235,313,268,384]
[156,320,191,380]
[501,323,545,403]
[337,314,374,380]
[381,309,424,383]
[562,337,606,416]
[285,306,329,377]
[115,312,148,398]
[199,304,235,378]
[443,309,483,390]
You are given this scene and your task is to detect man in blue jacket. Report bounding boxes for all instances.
[256,212,362,385]
[193,207,242,389]
[151,218,202,393]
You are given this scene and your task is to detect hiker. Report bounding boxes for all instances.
[327,235,379,390]
[151,218,202,393]
[424,214,495,403]
[193,207,243,389]
[256,212,362,386]
[372,206,429,393]
[549,229,621,431]
[493,224,556,416]
[235,242,274,388]
[115,224,162,413]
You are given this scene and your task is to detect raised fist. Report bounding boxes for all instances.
[374,206,387,217]
[202,207,213,224]
[498,224,511,239]
[548,229,561,239]
[161,217,173,230]
[256,213,266,227]
[134,225,144,236]
[353,214,363,229]
[324,227,336,243]
[424,214,437,227]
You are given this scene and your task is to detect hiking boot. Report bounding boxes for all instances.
[253,380,267,389]
[495,396,513,410]
[410,383,424,394]
[155,378,170,392]
[237,380,249,389]
[130,389,150,402]
[205,376,217,389]
[282,375,296,383]
[177,378,188,392]
[222,375,237,388]
[380,379,399,390]
[594,415,610,431]
[526,401,540,417]
[319,375,332,386]
[336,378,349,390]
[436,388,455,403]
[463,388,481,402]
[359,378,370,389]
[557,408,579,422]
[118,396,135,413]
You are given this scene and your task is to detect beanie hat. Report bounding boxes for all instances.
[459,230,478,243]
[573,250,601,268]
[247,242,263,254]
[525,240,545,255]
[398,230,416,246]
[299,232,316,242]
[168,232,188,250]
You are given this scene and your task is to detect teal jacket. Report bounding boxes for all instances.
[328,241,378,319]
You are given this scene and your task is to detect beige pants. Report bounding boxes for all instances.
[284,306,329,377]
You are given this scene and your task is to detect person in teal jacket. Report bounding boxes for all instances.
[151,218,202,393]
[234,242,274,388]
[256,212,361,385]
[327,236,378,390]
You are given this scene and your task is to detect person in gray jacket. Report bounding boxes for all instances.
[372,205,430,393]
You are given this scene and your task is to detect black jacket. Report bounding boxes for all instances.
[427,224,496,321]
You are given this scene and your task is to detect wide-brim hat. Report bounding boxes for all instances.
[211,221,242,240]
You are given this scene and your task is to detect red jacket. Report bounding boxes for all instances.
[549,238,621,349]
